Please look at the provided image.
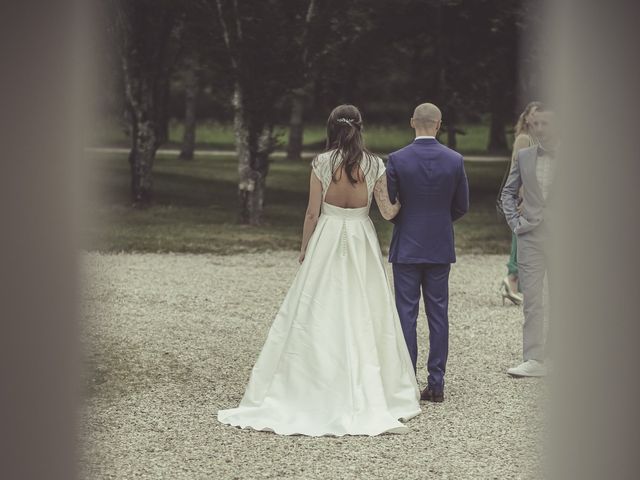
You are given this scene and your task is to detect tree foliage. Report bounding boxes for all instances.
[104,0,537,211]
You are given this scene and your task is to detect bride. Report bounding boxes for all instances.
[217,104,421,436]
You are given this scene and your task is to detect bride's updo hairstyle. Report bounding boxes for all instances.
[324,104,376,185]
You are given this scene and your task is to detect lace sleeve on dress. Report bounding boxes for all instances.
[311,155,321,179]
[311,154,330,196]
[312,155,328,186]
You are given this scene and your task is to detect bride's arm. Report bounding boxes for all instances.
[373,174,401,220]
[299,170,323,263]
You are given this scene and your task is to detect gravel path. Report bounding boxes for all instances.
[81,252,543,479]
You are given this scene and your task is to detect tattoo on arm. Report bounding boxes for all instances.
[374,174,400,220]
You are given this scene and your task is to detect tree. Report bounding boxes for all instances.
[108,0,183,206]
[284,0,386,160]
[178,55,200,161]
[484,3,519,153]
[175,8,224,161]
[285,0,317,161]
[206,0,313,225]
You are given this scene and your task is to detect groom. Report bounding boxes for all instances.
[386,103,469,403]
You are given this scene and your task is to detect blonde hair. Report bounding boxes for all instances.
[514,101,542,136]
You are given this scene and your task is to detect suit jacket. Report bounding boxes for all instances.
[386,138,469,264]
[501,145,555,235]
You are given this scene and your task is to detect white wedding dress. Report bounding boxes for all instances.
[217,151,421,436]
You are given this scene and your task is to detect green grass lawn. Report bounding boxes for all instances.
[92,120,512,156]
[85,152,513,256]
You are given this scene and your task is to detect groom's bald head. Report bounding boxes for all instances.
[411,103,442,134]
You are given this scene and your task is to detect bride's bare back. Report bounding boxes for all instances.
[298,105,400,263]
[324,165,369,208]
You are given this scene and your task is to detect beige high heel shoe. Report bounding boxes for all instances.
[501,277,523,306]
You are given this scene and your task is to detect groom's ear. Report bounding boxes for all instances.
[409,118,414,129]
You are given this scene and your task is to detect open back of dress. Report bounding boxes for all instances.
[323,166,369,208]
[312,150,385,211]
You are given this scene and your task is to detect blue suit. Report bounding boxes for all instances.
[387,138,469,392]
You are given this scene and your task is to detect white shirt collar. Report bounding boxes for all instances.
[415,135,435,140]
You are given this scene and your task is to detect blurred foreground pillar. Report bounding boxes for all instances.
[548,1,640,478]
[0,1,82,479]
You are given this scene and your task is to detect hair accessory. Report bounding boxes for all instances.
[336,117,353,125]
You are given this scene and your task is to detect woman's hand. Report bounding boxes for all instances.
[298,250,305,264]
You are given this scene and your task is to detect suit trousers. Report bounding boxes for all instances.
[516,221,550,361]
[392,263,451,391]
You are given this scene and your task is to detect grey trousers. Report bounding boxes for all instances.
[516,221,550,362]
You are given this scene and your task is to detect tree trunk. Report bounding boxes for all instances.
[126,101,137,152]
[286,89,305,161]
[488,112,507,153]
[233,86,251,224]
[487,47,510,153]
[433,3,447,106]
[128,117,157,207]
[113,2,180,207]
[488,78,508,153]
[122,72,160,206]
[157,79,171,146]
[445,91,462,150]
[232,84,272,225]
[253,126,273,219]
[179,67,198,160]
[121,61,160,206]
[446,105,457,150]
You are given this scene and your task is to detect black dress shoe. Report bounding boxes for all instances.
[420,386,444,403]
